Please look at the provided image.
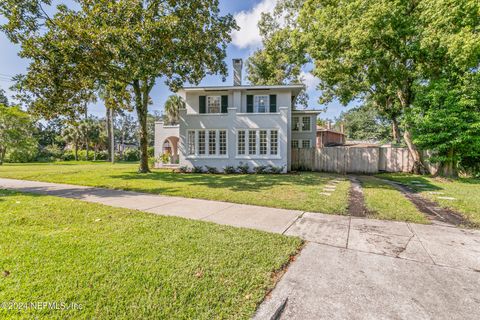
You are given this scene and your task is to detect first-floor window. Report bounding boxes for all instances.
[188,131,195,155]
[248,130,257,155]
[219,130,227,155]
[270,130,278,155]
[208,130,216,155]
[292,140,299,148]
[302,140,311,149]
[237,130,246,155]
[259,130,268,155]
[188,129,227,157]
[198,131,206,155]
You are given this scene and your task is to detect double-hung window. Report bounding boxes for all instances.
[207,96,221,114]
[291,140,299,148]
[248,130,257,155]
[270,130,278,155]
[219,130,227,155]
[198,131,206,155]
[187,131,196,155]
[237,130,246,155]
[254,95,269,113]
[208,130,217,155]
[259,130,268,155]
[302,117,311,131]
[292,117,300,131]
[292,116,312,131]
[302,140,311,149]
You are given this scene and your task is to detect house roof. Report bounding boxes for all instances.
[292,110,323,114]
[181,84,304,96]
[316,125,345,135]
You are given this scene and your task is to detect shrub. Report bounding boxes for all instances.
[147,146,155,158]
[160,153,170,164]
[253,165,269,174]
[268,165,285,174]
[223,165,237,174]
[36,144,63,161]
[192,165,204,173]
[122,148,140,161]
[61,151,75,161]
[205,166,218,174]
[95,150,108,161]
[178,166,190,173]
[237,162,249,174]
[77,150,95,161]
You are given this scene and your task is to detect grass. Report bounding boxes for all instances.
[0,162,350,214]
[358,176,429,224]
[378,173,480,227]
[0,190,302,319]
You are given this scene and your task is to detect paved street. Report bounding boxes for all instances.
[1,178,479,319]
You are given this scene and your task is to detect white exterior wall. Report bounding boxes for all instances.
[154,122,180,158]
[177,89,292,172]
[291,112,318,149]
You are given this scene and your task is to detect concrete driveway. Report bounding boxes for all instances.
[1,178,479,319]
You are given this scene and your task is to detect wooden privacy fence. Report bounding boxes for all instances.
[291,147,434,174]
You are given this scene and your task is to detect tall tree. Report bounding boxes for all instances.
[63,124,81,161]
[337,104,392,142]
[0,89,9,106]
[2,0,237,173]
[163,95,185,125]
[0,105,36,165]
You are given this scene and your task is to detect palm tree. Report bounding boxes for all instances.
[164,95,185,125]
[63,124,81,161]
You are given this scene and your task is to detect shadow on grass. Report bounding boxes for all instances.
[366,174,443,194]
[109,171,336,194]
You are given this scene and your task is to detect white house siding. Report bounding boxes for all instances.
[291,112,318,149]
[177,88,292,172]
[154,122,180,158]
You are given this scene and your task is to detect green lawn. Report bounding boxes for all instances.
[0,190,302,319]
[358,176,429,224]
[378,173,480,227]
[0,162,350,214]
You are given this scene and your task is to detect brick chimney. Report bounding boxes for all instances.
[233,59,243,86]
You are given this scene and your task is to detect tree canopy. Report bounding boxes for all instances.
[1,0,237,172]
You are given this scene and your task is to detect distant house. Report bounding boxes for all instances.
[316,125,346,147]
[154,59,321,172]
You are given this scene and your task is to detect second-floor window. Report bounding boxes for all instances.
[207,96,221,113]
[254,95,269,113]
[293,116,312,131]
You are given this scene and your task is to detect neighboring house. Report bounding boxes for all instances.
[155,59,320,172]
[316,125,346,147]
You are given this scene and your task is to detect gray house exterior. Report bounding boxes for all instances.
[155,60,319,172]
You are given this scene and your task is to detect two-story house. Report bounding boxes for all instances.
[155,59,320,172]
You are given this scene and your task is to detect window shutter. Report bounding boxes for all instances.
[199,96,206,114]
[246,95,253,113]
[221,95,228,113]
[269,94,277,113]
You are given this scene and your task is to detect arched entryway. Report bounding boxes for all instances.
[162,136,179,164]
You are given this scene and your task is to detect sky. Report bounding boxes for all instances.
[0,0,354,120]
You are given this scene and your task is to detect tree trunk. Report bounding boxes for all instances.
[403,130,426,174]
[437,148,458,178]
[0,146,5,165]
[133,79,152,173]
[392,118,401,144]
[85,109,89,161]
[110,108,115,164]
[93,146,97,161]
[106,107,112,162]
[74,140,78,161]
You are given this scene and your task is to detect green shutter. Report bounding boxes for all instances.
[221,95,228,113]
[269,95,277,113]
[199,96,206,114]
[246,95,253,113]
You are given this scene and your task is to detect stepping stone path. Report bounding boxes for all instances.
[438,196,456,200]
[320,179,342,196]
[428,191,444,195]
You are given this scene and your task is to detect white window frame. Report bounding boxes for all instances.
[236,128,281,159]
[259,130,268,155]
[254,95,269,113]
[291,140,299,148]
[186,129,228,158]
[207,96,221,114]
[302,139,312,149]
[292,116,312,132]
[237,130,246,155]
[219,130,227,155]
[248,130,257,155]
[270,130,278,155]
[187,130,196,155]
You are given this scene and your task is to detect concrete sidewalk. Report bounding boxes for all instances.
[1,178,480,319]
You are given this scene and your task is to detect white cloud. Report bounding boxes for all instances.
[231,0,277,49]
[300,71,320,91]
